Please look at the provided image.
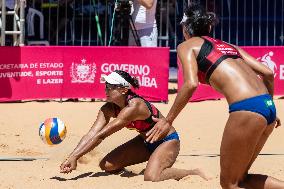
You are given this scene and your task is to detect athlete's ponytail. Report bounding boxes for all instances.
[181,3,218,37]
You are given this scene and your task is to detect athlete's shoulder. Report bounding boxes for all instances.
[127,96,146,108]
[178,37,204,52]
[127,95,153,114]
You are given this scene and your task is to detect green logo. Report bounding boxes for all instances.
[265,99,274,107]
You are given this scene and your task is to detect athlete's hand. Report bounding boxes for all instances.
[146,117,171,143]
[275,116,281,128]
[60,156,77,174]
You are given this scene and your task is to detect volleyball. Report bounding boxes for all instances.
[39,118,67,145]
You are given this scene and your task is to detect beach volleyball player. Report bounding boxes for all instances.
[60,70,210,182]
[146,3,283,189]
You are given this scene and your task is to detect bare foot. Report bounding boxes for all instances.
[193,168,213,181]
[180,168,213,181]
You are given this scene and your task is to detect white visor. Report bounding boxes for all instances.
[102,72,131,87]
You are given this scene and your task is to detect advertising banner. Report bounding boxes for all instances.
[0,47,169,102]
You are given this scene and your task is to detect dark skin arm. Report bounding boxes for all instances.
[146,42,199,143]
[60,99,150,174]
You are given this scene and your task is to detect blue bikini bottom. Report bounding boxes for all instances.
[144,132,180,153]
[229,94,276,125]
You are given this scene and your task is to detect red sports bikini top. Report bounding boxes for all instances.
[196,36,242,84]
[114,94,160,133]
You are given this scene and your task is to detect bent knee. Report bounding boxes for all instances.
[99,159,110,171]
[99,159,122,173]
[220,181,239,189]
[144,171,161,182]
[220,175,239,189]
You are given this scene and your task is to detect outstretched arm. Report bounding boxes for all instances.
[60,101,147,173]
[66,107,112,161]
[234,46,274,97]
[165,44,199,124]
[60,103,111,173]
[60,103,122,173]
[146,43,199,143]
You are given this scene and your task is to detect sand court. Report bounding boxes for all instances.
[0,94,283,189]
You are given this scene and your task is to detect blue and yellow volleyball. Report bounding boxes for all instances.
[39,118,67,145]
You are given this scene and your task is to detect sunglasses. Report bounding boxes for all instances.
[105,83,122,90]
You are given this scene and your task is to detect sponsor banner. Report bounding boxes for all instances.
[178,46,284,102]
[0,46,169,102]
